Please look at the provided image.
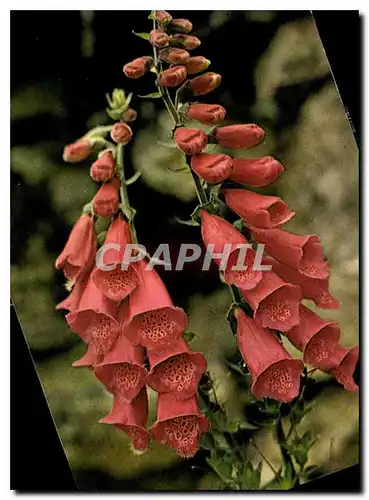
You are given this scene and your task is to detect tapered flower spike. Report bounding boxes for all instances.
[214,124,265,148]
[250,226,329,279]
[265,256,340,310]
[174,127,208,156]
[72,342,101,369]
[62,138,93,163]
[159,47,190,64]
[100,387,151,452]
[66,271,120,356]
[146,337,207,400]
[229,156,284,187]
[240,270,302,332]
[91,214,140,301]
[235,308,304,402]
[55,214,97,283]
[188,72,221,96]
[90,150,115,182]
[224,189,295,229]
[92,178,120,217]
[191,153,234,184]
[150,393,209,458]
[95,304,148,402]
[284,305,341,370]
[186,103,226,125]
[158,65,187,87]
[329,346,359,392]
[124,260,188,349]
[200,210,262,290]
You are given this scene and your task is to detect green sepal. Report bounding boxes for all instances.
[132,31,150,40]
[138,91,162,99]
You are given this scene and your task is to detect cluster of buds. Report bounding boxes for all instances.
[56,101,208,456]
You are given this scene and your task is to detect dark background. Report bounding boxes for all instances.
[11,10,360,492]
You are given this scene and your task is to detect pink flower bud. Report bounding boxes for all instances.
[158,65,187,87]
[329,346,359,392]
[191,153,234,184]
[235,308,303,402]
[62,138,93,163]
[123,56,153,78]
[229,156,284,187]
[169,34,201,50]
[122,108,137,122]
[149,29,169,48]
[159,47,190,64]
[151,10,172,25]
[214,124,265,148]
[188,72,222,96]
[92,178,120,217]
[90,150,115,182]
[170,18,193,33]
[186,103,226,125]
[185,56,211,75]
[174,127,208,156]
[110,122,133,144]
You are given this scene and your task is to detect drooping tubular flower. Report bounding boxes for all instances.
[264,256,340,309]
[149,29,169,48]
[240,270,302,332]
[224,189,295,229]
[185,56,211,75]
[186,103,226,125]
[72,342,101,369]
[92,178,120,217]
[91,214,140,301]
[95,321,148,402]
[55,214,97,283]
[66,271,120,356]
[146,337,207,399]
[229,156,284,187]
[170,18,193,34]
[123,56,154,79]
[200,210,262,290]
[284,305,341,370]
[150,393,209,458]
[187,72,221,96]
[249,226,329,279]
[191,153,234,184]
[62,138,94,163]
[55,275,87,312]
[100,387,151,452]
[235,308,304,402]
[214,124,265,149]
[90,150,115,182]
[159,47,190,64]
[158,65,187,87]
[124,260,188,349]
[169,34,201,50]
[174,127,208,156]
[329,346,359,392]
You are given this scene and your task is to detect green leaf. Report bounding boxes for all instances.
[183,331,198,342]
[206,454,233,482]
[233,219,244,232]
[138,92,162,99]
[97,231,107,247]
[132,31,150,40]
[227,422,240,433]
[175,217,200,227]
[239,421,260,431]
[239,462,262,490]
[199,432,214,451]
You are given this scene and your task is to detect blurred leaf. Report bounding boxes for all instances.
[206,453,233,482]
[233,219,244,232]
[199,433,214,451]
[183,331,198,342]
[239,421,260,431]
[239,461,262,490]
[175,217,200,227]
[138,92,162,99]
[11,81,66,120]
[133,31,150,40]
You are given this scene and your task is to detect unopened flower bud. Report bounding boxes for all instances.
[123,108,137,122]
[150,29,169,48]
[111,122,133,144]
[188,72,221,96]
[92,178,120,217]
[90,150,115,182]
[174,128,208,156]
[185,56,211,75]
[158,65,187,87]
[191,153,234,184]
[123,56,153,78]
[170,18,193,34]
[151,10,172,25]
[159,47,190,64]
[214,124,265,148]
[169,34,201,50]
[186,104,226,125]
[62,138,93,163]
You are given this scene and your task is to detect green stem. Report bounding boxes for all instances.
[116,143,138,244]
[275,415,299,486]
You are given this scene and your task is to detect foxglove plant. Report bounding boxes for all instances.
[55,11,359,490]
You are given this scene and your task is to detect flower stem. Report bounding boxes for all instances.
[275,415,299,486]
[116,143,138,244]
